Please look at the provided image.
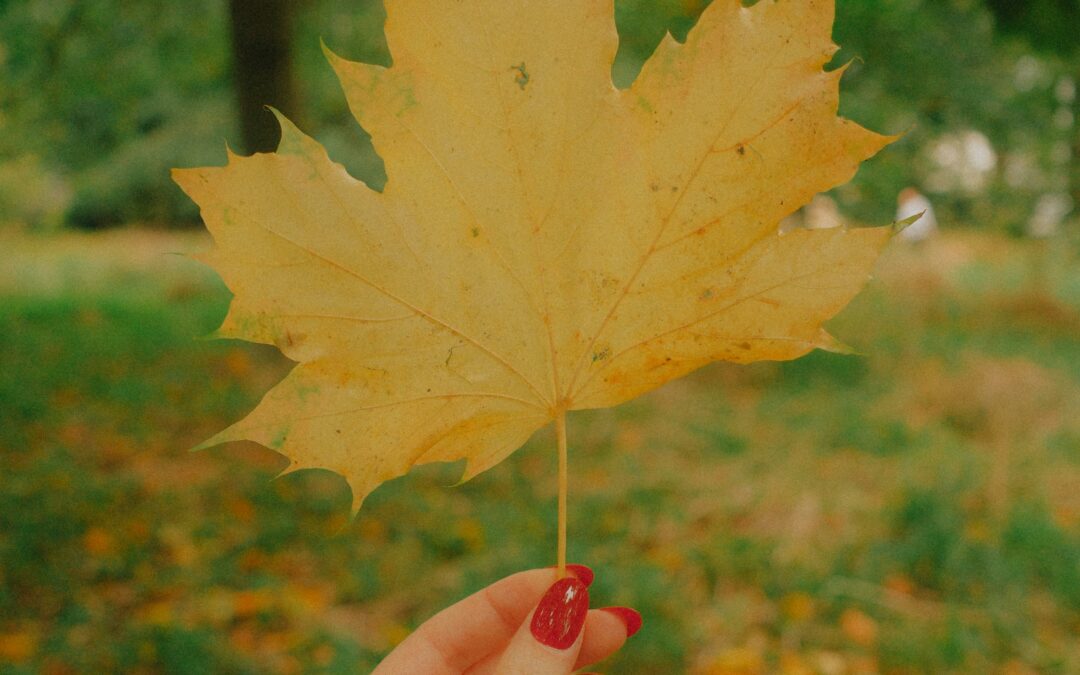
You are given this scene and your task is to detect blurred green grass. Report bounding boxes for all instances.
[2,228,1080,674]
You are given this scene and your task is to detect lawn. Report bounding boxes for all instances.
[2,226,1079,673]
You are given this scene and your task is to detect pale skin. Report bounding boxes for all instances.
[373,568,633,674]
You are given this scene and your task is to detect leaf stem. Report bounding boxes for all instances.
[555,410,568,578]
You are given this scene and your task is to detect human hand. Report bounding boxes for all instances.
[373,565,642,674]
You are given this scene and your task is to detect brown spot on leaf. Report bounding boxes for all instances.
[276,329,305,351]
[510,62,530,89]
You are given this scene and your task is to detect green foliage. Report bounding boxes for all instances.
[986,0,1080,57]
[611,0,710,87]
[0,0,232,228]
[1003,502,1080,610]
[832,0,1067,226]
[4,224,1080,671]
[2,0,1074,231]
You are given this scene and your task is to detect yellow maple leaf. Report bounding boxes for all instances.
[174,0,894,561]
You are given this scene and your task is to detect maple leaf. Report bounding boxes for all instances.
[174,0,894,539]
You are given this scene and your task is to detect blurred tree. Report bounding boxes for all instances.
[985,0,1080,56]
[829,0,1012,225]
[0,0,1069,231]
[228,0,300,154]
[985,0,1080,211]
[612,0,1036,228]
[0,0,232,228]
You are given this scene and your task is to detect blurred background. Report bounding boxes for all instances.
[2,0,1078,672]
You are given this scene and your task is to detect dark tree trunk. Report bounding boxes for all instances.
[1072,66,1080,213]
[228,0,299,154]
[984,0,1080,218]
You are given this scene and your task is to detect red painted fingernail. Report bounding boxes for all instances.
[530,578,589,649]
[547,563,594,587]
[565,564,594,587]
[599,606,643,637]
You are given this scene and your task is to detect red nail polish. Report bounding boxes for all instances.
[530,578,589,649]
[547,563,594,587]
[599,606,643,637]
[565,564,594,587]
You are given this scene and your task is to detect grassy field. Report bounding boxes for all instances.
[2,226,1080,674]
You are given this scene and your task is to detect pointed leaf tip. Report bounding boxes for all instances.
[892,212,924,234]
[189,436,218,453]
[319,37,340,63]
[815,330,856,355]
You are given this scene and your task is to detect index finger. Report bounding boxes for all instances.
[374,567,589,674]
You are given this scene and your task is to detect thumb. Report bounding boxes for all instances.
[494,576,589,674]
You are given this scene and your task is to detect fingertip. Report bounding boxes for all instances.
[547,563,595,588]
[566,563,595,587]
[598,606,642,637]
[529,578,589,649]
[574,609,631,670]
[493,577,589,672]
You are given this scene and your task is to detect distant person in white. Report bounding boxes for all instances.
[1027,192,1071,239]
[804,194,843,230]
[896,187,937,242]
[779,194,843,234]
